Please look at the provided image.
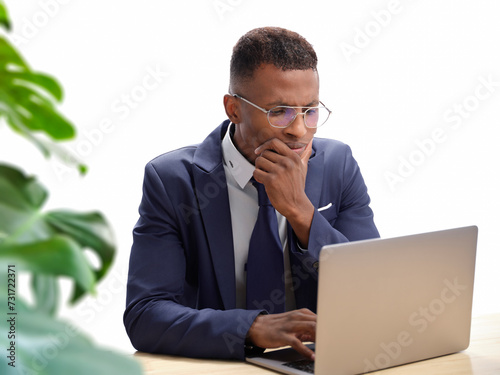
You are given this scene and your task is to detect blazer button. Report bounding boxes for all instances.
[312,261,319,270]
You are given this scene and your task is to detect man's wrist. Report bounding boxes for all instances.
[286,200,314,247]
[245,311,268,357]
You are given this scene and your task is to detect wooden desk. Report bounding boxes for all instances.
[134,314,500,374]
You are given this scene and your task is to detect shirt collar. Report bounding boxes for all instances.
[222,122,255,189]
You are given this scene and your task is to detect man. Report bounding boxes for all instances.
[124,27,379,361]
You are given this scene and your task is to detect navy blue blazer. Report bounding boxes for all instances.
[124,120,379,360]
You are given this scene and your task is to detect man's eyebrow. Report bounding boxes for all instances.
[265,99,320,107]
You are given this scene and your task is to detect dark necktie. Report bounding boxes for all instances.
[246,180,285,313]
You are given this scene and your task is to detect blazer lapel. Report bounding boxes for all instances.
[192,121,236,310]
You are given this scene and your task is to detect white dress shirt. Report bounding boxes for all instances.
[221,123,296,311]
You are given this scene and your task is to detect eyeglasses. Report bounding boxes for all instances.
[232,94,331,129]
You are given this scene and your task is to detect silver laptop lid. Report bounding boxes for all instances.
[315,226,478,375]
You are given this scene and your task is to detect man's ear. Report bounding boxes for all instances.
[223,94,241,124]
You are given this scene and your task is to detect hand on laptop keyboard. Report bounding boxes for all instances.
[246,308,317,361]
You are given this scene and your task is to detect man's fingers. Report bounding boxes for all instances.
[255,138,310,160]
[282,313,316,360]
[255,149,283,165]
[255,138,290,156]
[289,338,315,361]
[246,309,317,354]
[295,308,317,318]
[300,140,313,168]
[298,334,314,342]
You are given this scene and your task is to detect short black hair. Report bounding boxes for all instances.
[229,27,317,92]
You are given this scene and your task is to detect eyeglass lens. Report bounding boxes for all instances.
[268,107,328,128]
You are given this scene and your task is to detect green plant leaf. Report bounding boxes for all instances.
[0,164,115,305]
[0,24,86,173]
[45,210,115,302]
[0,36,87,173]
[0,281,143,375]
[31,274,60,316]
[0,1,11,31]
[0,236,95,294]
[0,162,47,211]
[0,36,27,68]
[6,128,88,175]
[0,36,78,150]
[10,70,63,101]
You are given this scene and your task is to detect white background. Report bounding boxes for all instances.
[1,0,499,355]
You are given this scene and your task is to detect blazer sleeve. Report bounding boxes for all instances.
[123,162,262,360]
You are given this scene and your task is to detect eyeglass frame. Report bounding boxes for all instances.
[232,94,332,129]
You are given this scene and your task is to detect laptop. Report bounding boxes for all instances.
[246,226,478,374]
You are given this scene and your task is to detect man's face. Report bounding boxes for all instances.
[231,64,319,164]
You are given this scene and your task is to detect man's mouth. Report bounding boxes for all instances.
[286,143,307,154]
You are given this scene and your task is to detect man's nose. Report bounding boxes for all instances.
[285,112,309,138]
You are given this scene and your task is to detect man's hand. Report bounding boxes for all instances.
[247,308,317,360]
[253,138,314,247]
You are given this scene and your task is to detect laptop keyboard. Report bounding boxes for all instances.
[283,359,314,374]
